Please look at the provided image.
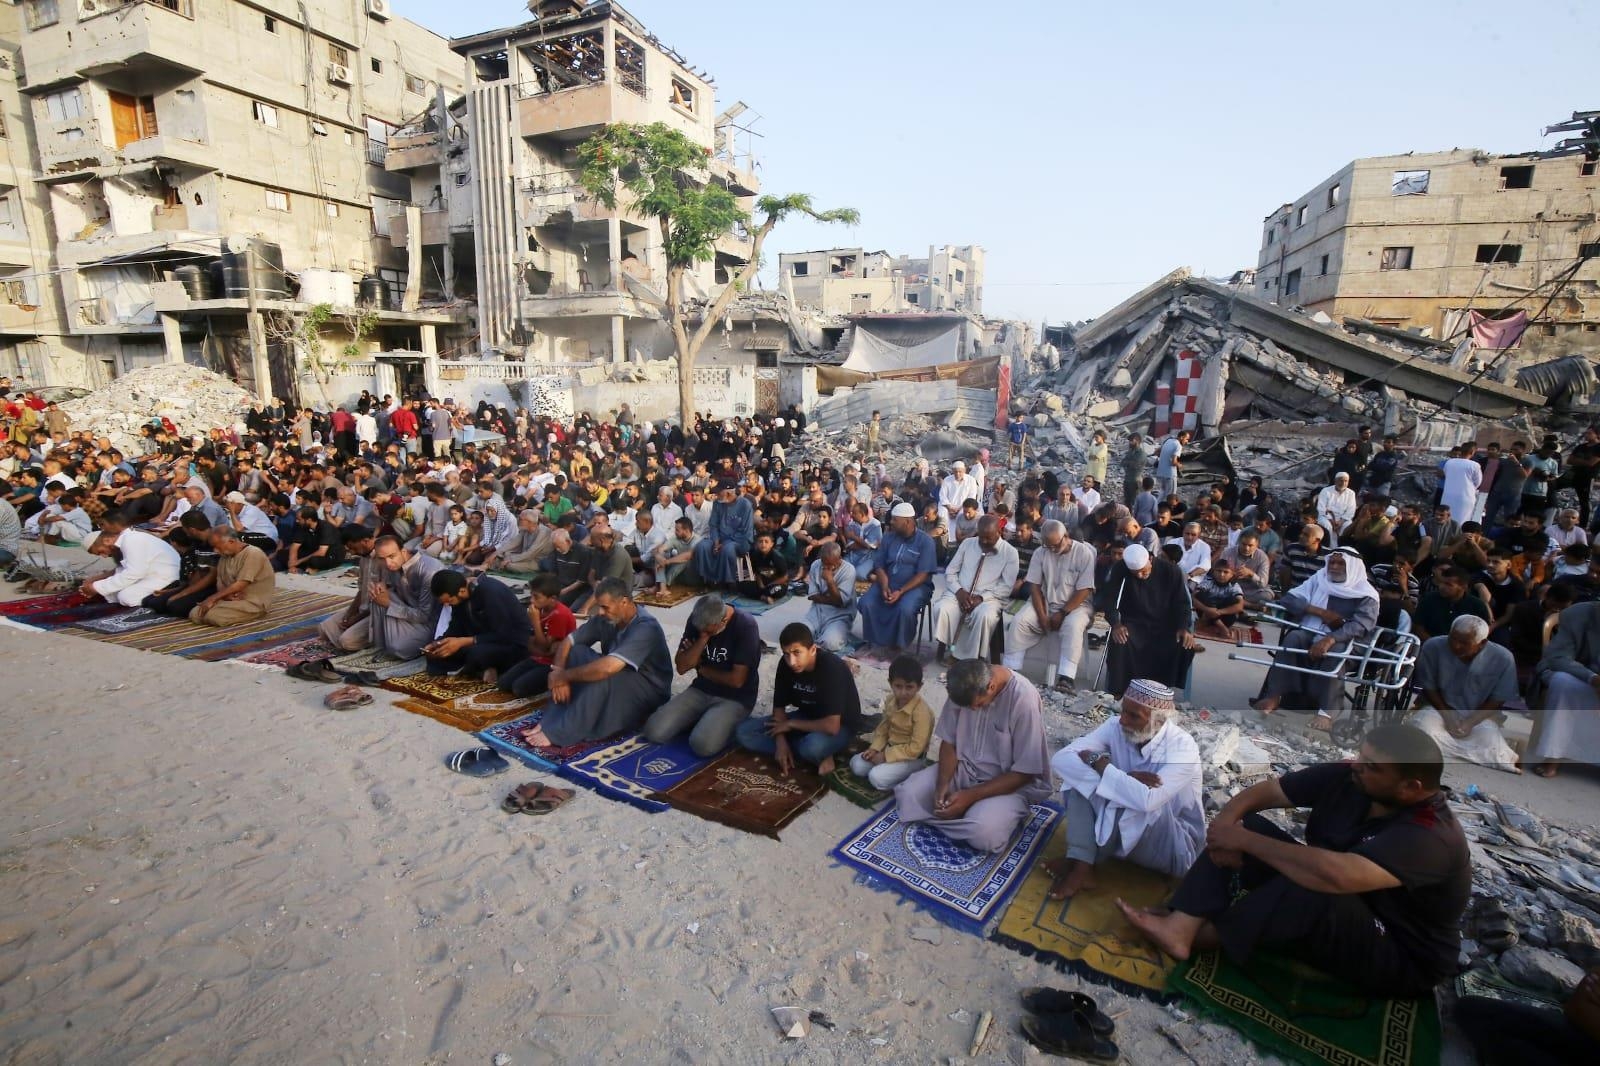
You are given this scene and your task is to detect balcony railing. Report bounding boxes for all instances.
[88,0,195,20]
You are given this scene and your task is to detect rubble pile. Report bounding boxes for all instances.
[61,364,254,455]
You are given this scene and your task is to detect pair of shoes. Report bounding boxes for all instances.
[1018,988,1117,1061]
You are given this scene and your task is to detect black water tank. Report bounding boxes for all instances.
[221,239,289,299]
[172,264,210,301]
[358,274,389,310]
[206,258,226,300]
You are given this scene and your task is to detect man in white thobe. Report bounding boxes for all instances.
[933,516,1018,662]
[1316,472,1358,548]
[937,460,981,546]
[1410,616,1521,773]
[1173,522,1212,581]
[81,516,181,607]
[1044,679,1205,899]
[1002,519,1096,692]
[1439,446,1483,531]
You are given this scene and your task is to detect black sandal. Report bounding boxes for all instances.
[1020,1010,1119,1062]
[1020,988,1114,1037]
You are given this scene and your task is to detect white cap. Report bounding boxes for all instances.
[890,502,916,519]
[953,460,966,470]
[1122,544,1151,569]
[224,490,248,504]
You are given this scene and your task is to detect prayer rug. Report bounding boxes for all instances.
[823,763,892,810]
[832,802,1057,935]
[633,584,699,609]
[185,623,325,662]
[654,749,825,839]
[727,594,788,617]
[990,822,1180,996]
[69,590,348,656]
[477,707,617,771]
[0,591,126,629]
[0,591,86,617]
[382,673,542,732]
[329,646,425,681]
[555,733,715,813]
[74,607,166,635]
[233,635,338,668]
[1168,950,1442,1066]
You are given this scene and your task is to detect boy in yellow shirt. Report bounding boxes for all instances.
[850,655,935,790]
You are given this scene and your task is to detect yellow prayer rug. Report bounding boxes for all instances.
[990,821,1179,995]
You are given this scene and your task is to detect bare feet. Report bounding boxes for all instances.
[1043,857,1097,900]
[520,725,553,747]
[816,756,836,776]
[1534,762,1559,778]
[1309,714,1333,732]
[1248,697,1280,715]
[482,667,498,686]
[1116,899,1195,961]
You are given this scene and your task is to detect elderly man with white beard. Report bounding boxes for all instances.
[1043,680,1205,900]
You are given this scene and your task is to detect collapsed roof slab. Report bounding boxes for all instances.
[1200,281,1545,418]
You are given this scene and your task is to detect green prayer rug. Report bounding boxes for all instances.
[1168,950,1441,1066]
[823,763,892,810]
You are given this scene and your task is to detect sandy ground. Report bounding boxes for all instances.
[2,549,1596,1064]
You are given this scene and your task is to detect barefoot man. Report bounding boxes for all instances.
[1117,724,1471,998]
[1043,679,1204,900]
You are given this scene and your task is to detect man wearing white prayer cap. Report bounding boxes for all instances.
[857,501,938,653]
[1095,541,1198,696]
[1045,679,1206,899]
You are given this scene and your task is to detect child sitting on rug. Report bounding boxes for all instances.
[497,574,578,699]
[1191,559,1246,640]
[849,655,934,790]
[440,504,471,563]
[739,530,790,602]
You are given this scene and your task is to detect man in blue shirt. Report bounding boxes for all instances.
[521,576,673,748]
[858,502,938,654]
[1007,413,1030,469]
[1156,429,1190,499]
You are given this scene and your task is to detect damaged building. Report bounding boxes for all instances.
[1,0,473,399]
[776,244,985,316]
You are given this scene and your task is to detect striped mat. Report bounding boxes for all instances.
[67,590,348,658]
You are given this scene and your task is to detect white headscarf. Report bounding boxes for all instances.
[1289,548,1378,632]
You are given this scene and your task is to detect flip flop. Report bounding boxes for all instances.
[1019,988,1115,1037]
[501,781,548,814]
[521,785,575,816]
[1019,1011,1119,1062]
[290,660,344,683]
[324,685,373,710]
[445,748,509,778]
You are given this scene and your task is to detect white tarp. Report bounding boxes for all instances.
[841,320,962,373]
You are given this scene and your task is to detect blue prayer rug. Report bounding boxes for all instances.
[478,708,616,773]
[832,802,1058,935]
[556,733,714,813]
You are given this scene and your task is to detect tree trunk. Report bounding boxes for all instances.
[666,264,695,429]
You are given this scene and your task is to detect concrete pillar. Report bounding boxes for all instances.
[607,210,624,364]
[159,314,184,364]
[420,324,441,398]
[611,315,625,365]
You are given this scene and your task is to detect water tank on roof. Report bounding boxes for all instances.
[358,274,389,310]
[221,238,289,300]
[171,264,211,301]
[299,269,356,307]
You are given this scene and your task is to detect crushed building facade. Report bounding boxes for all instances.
[777,243,985,316]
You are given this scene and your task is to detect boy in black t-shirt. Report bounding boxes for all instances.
[1117,724,1470,998]
[735,621,862,775]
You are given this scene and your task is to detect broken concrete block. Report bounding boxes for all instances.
[1205,726,1241,769]
[1107,368,1133,390]
[1042,393,1065,414]
[1086,400,1122,419]
[1228,738,1273,779]
[1495,946,1585,995]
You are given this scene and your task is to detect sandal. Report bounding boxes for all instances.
[501,781,549,814]
[290,659,344,683]
[522,785,575,816]
[445,748,510,778]
[1020,1011,1119,1062]
[1020,988,1114,1037]
[324,685,373,710]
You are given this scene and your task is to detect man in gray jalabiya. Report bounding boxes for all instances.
[895,659,1052,852]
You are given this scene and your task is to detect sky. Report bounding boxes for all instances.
[395,0,1598,326]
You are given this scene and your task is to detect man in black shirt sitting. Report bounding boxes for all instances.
[1119,724,1470,998]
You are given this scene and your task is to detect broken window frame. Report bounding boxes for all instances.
[1380,246,1413,271]
[264,188,290,212]
[523,30,606,97]
[1283,269,1302,297]
[252,100,280,128]
[329,43,350,68]
[1318,254,1330,276]
[790,261,809,277]
[41,86,85,123]
[0,195,13,227]
[1326,183,1341,210]
[1295,204,1308,228]
[614,33,646,97]
[404,72,427,95]
[1577,241,1600,259]
[473,51,510,83]
[670,77,696,115]
[1265,228,1276,246]
[1475,243,1522,266]
[23,0,58,31]
[1498,164,1534,190]
[1582,161,1597,177]
[1391,170,1430,195]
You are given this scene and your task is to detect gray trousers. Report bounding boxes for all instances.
[1063,790,1176,871]
[371,601,433,661]
[643,686,751,757]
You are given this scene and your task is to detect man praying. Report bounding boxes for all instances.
[189,527,276,627]
[933,515,1018,663]
[1046,679,1205,899]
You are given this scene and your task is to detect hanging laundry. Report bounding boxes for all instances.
[1469,310,1530,350]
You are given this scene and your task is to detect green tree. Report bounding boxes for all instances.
[577,122,859,427]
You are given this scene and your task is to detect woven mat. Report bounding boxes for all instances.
[69,590,347,656]
[554,733,714,813]
[832,802,1057,935]
[74,607,166,635]
[1169,950,1442,1066]
[233,635,339,669]
[727,594,788,616]
[329,646,425,681]
[632,584,699,609]
[990,822,1180,996]
[653,749,825,839]
[0,592,128,630]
